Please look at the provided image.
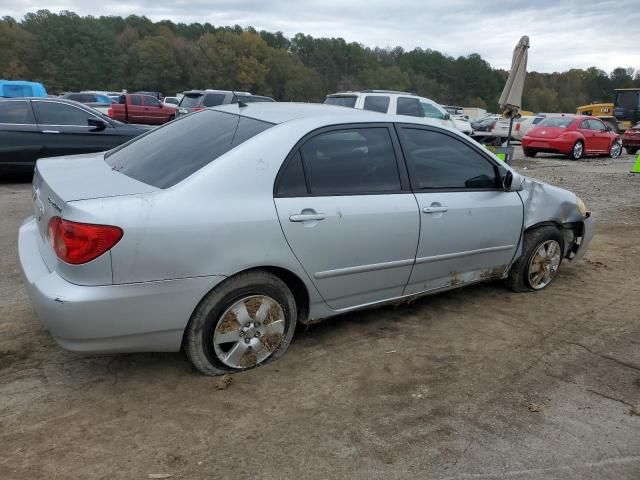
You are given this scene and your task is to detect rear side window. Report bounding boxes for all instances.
[203,93,226,107]
[397,97,422,117]
[0,101,35,124]
[588,119,606,131]
[300,128,400,195]
[399,128,498,189]
[105,110,273,188]
[363,96,390,113]
[130,96,142,106]
[324,96,357,108]
[276,152,307,196]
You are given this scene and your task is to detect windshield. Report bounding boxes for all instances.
[105,110,273,188]
[537,117,574,128]
[179,94,203,109]
[421,102,446,119]
[324,96,357,108]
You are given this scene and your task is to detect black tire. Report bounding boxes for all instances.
[168,114,175,122]
[625,147,638,155]
[523,147,537,158]
[568,140,583,161]
[507,226,564,292]
[184,270,297,376]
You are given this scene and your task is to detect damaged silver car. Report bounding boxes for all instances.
[19,103,594,375]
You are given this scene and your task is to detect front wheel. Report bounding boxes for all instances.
[568,141,583,161]
[507,226,564,292]
[184,271,297,376]
[609,139,622,159]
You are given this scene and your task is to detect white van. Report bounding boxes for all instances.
[324,90,458,131]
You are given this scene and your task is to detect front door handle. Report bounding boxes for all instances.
[41,130,61,134]
[423,206,449,214]
[289,213,326,222]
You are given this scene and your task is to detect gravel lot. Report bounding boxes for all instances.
[1,147,639,479]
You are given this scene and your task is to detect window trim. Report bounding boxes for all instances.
[394,123,505,192]
[274,123,411,198]
[31,99,111,128]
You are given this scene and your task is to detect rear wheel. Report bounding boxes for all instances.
[568,141,583,161]
[523,147,537,158]
[609,139,622,158]
[625,147,638,155]
[507,226,564,292]
[168,114,175,122]
[184,271,297,376]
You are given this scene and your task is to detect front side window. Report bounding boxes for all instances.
[300,128,400,195]
[363,96,390,113]
[0,101,35,124]
[143,96,161,107]
[399,128,498,189]
[396,97,422,117]
[421,102,446,119]
[203,93,226,107]
[32,101,89,126]
[105,110,273,188]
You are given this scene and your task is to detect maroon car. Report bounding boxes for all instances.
[108,94,176,125]
[622,123,640,155]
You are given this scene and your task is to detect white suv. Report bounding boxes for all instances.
[324,90,459,131]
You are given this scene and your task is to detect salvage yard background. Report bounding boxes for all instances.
[1,148,639,479]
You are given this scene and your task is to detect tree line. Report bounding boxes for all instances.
[1,10,638,113]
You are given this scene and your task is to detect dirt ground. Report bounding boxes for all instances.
[1,147,639,479]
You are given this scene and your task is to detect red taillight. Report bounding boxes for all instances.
[47,217,123,265]
[107,107,113,117]
[515,123,521,131]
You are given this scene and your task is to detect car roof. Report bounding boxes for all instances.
[211,102,448,128]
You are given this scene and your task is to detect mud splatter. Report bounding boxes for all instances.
[239,347,257,368]
[218,311,239,334]
[245,298,262,319]
[260,333,284,353]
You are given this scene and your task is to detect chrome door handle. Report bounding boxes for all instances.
[423,206,449,214]
[289,213,326,222]
[41,130,61,134]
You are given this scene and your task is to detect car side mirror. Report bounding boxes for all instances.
[502,170,524,192]
[87,117,108,131]
[605,126,612,132]
[444,113,451,120]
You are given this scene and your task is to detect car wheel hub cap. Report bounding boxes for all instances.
[611,142,621,157]
[574,143,582,156]
[527,240,561,290]
[213,295,285,369]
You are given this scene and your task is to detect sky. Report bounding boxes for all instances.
[5,0,640,73]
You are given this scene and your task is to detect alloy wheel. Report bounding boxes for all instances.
[527,240,561,290]
[610,140,622,158]
[573,142,583,159]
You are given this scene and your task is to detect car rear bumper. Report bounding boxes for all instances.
[622,138,640,148]
[522,137,571,154]
[19,216,225,353]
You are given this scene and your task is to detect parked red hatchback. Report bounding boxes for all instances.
[622,122,640,155]
[522,115,622,160]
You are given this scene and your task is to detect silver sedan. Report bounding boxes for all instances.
[19,103,594,375]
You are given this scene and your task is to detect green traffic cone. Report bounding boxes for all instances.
[632,153,640,174]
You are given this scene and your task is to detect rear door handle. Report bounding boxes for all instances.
[41,130,60,134]
[289,213,326,222]
[423,206,449,214]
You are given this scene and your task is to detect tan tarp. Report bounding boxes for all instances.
[499,36,529,118]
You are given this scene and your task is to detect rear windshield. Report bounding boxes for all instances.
[105,110,273,188]
[179,94,203,109]
[537,117,574,128]
[324,96,357,108]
